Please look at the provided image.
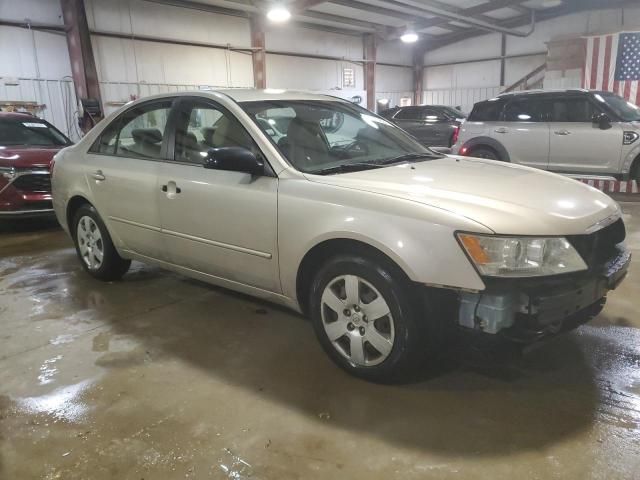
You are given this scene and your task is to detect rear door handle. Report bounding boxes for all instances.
[554,130,571,136]
[494,127,508,134]
[91,170,105,181]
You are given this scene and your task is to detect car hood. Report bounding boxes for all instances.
[0,146,61,169]
[306,156,621,235]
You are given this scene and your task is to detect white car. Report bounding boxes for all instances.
[52,90,630,382]
[453,89,640,180]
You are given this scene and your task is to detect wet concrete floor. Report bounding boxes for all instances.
[0,205,639,479]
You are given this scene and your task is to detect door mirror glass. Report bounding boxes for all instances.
[203,147,264,176]
[593,112,612,130]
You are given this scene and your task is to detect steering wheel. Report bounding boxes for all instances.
[341,139,369,157]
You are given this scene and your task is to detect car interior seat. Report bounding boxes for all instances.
[212,116,253,149]
[285,117,330,169]
[129,128,163,158]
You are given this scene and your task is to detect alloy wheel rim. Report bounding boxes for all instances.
[77,216,104,271]
[320,274,395,367]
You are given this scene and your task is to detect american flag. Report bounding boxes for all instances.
[584,32,640,105]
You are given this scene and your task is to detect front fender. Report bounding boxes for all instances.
[278,179,490,304]
[622,143,640,175]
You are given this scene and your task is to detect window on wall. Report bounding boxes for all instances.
[342,67,355,88]
[90,100,172,159]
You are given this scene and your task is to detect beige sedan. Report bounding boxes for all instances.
[52,90,630,382]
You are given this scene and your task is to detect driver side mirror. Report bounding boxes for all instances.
[592,112,612,130]
[203,147,264,176]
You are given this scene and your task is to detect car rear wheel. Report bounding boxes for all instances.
[309,254,436,383]
[72,204,131,281]
[471,147,501,161]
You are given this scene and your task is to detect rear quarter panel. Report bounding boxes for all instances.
[452,120,489,153]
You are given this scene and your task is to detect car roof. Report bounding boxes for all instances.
[496,88,594,98]
[0,111,39,120]
[217,88,348,103]
[136,88,348,103]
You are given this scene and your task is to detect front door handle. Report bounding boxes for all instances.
[91,170,105,181]
[494,127,508,134]
[161,181,181,196]
[554,130,571,136]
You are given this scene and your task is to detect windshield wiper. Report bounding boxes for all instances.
[311,162,386,175]
[377,152,443,165]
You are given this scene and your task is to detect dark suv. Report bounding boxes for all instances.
[380,105,465,147]
[453,89,640,180]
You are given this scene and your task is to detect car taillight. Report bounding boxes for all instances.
[451,125,460,146]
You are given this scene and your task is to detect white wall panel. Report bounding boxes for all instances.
[265,24,362,59]
[266,54,363,91]
[0,0,64,24]
[425,33,502,66]
[85,0,251,47]
[92,36,253,87]
[425,60,501,90]
[422,5,640,98]
[0,28,71,80]
[376,65,412,93]
[377,40,413,66]
[376,91,413,109]
[422,87,501,114]
[0,78,80,141]
[504,54,546,86]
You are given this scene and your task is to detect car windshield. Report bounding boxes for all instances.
[0,118,71,147]
[595,92,640,122]
[241,100,443,174]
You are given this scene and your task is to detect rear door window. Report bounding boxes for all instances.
[90,100,172,159]
[468,101,503,121]
[394,107,423,120]
[504,98,544,122]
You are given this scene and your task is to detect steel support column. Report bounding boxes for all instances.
[500,34,507,87]
[250,16,266,89]
[413,46,425,106]
[363,33,376,111]
[60,0,102,132]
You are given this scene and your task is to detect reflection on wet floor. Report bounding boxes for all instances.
[1,206,639,479]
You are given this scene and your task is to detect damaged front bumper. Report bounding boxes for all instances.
[457,244,631,342]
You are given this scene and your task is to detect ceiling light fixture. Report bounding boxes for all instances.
[267,6,291,22]
[400,32,419,43]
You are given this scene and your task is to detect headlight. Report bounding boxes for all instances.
[0,166,16,180]
[457,233,587,277]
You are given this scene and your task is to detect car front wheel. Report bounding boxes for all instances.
[309,255,435,383]
[72,204,131,281]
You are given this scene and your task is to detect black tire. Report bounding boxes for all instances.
[72,204,131,281]
[470,147,501,161]
[632,161,640,183]
[309,254,443,383]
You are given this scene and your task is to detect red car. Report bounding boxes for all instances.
[0,112,72,218]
